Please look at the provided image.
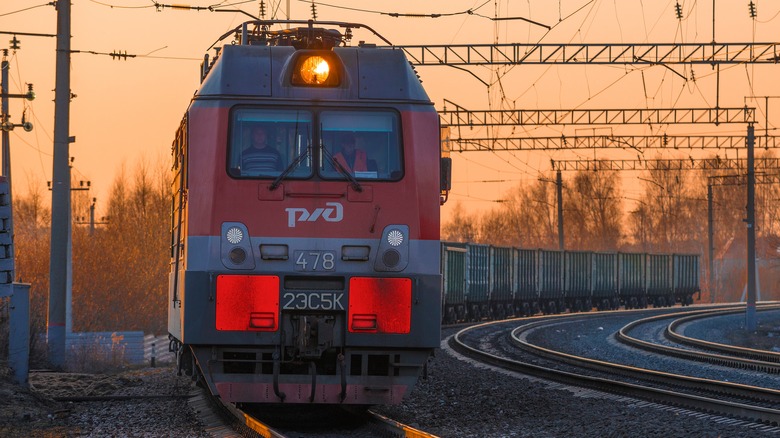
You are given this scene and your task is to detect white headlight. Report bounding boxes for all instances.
[226,227,244,244]
[387,229,404,247]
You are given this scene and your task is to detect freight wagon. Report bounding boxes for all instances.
[441,243,700,323]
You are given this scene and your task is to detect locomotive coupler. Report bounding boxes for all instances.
[289,314,335,360]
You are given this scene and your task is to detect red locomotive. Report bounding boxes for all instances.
[168,20,449,405]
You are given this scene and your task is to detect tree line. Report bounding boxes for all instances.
[15,159,170,338]
[443,153,780,302]
[10,152,780,337]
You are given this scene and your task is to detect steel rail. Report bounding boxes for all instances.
[616,306,780,374]
[510,313,780,402]
[189,380,436,437]
[665,307,780,365]
[450,311,780,426]
[367,410,440,438]
[188,389,285,438]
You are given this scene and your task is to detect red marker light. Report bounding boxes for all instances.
[216,275,279,331]
[348,277,412,334]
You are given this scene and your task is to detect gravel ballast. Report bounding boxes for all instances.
[2,308,778,437]
[372,324,779,437]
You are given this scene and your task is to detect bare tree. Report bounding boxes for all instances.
[442,202,479,243]
[563,169,623,251]
[634,161,706,253]
[453,178,560,248]
[13,180,52,362]
[515,178,558,248]
[479,208,514,246]
[73,158,170,334]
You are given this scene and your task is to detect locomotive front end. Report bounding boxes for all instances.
[168,21,442,405]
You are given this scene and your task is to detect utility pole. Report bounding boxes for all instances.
[1,47,36,284]
[89,198,96,236]
[707,184,714,303]
[1,53,11,287]
[49,0,72,368]
[1,53,8,186]
[745,124,757,331]
[556,169,564,251]
[538,173,565,250]
[74,197,108,236]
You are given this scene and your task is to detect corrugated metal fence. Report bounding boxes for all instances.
[64,332,174,367]
[144,334,175,365]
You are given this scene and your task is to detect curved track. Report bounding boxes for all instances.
[666,307,780,367]
[616,306,780,373]
[451,307,780,428]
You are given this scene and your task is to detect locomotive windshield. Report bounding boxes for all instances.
[319,110,402,181]
[229,108,313,178]
[228,107,402,181]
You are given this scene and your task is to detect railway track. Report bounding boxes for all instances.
[665,306,780,373]
[190,384,438,437]
[616,305,780,373]
[450,307,780,429]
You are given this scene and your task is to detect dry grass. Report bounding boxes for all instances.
[64,341,128,374]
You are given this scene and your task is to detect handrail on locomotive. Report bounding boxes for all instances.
[201,19,394,81]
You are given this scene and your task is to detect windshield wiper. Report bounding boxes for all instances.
[322,146,363,192]
[270,148,310,191]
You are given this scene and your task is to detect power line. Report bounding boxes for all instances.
[298,0,496,20]
[0,2,55,18]
[87,0,154,9]
[70,49,200,61]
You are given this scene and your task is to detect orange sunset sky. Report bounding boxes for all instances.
[3,1,780,224]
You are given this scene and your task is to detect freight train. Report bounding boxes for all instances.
[168,20,448,405]
[441,243,701,324]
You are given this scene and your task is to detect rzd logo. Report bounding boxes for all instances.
[285,202,343,228]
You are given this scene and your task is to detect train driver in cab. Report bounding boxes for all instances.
[333,132,379,175]
[241,125,283,174]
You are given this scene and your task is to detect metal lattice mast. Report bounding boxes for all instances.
[440,105,756,127]
[394,42,780,66]
[550,157,780,172]
[445,135,779,151]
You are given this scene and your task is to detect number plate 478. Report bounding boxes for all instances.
[294,250,336,271]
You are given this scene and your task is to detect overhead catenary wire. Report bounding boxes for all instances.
[70,48,201,61]
[297,0,498,20]
[397,6,766,246]
[0,2,55,17]
[12,0,780,218]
